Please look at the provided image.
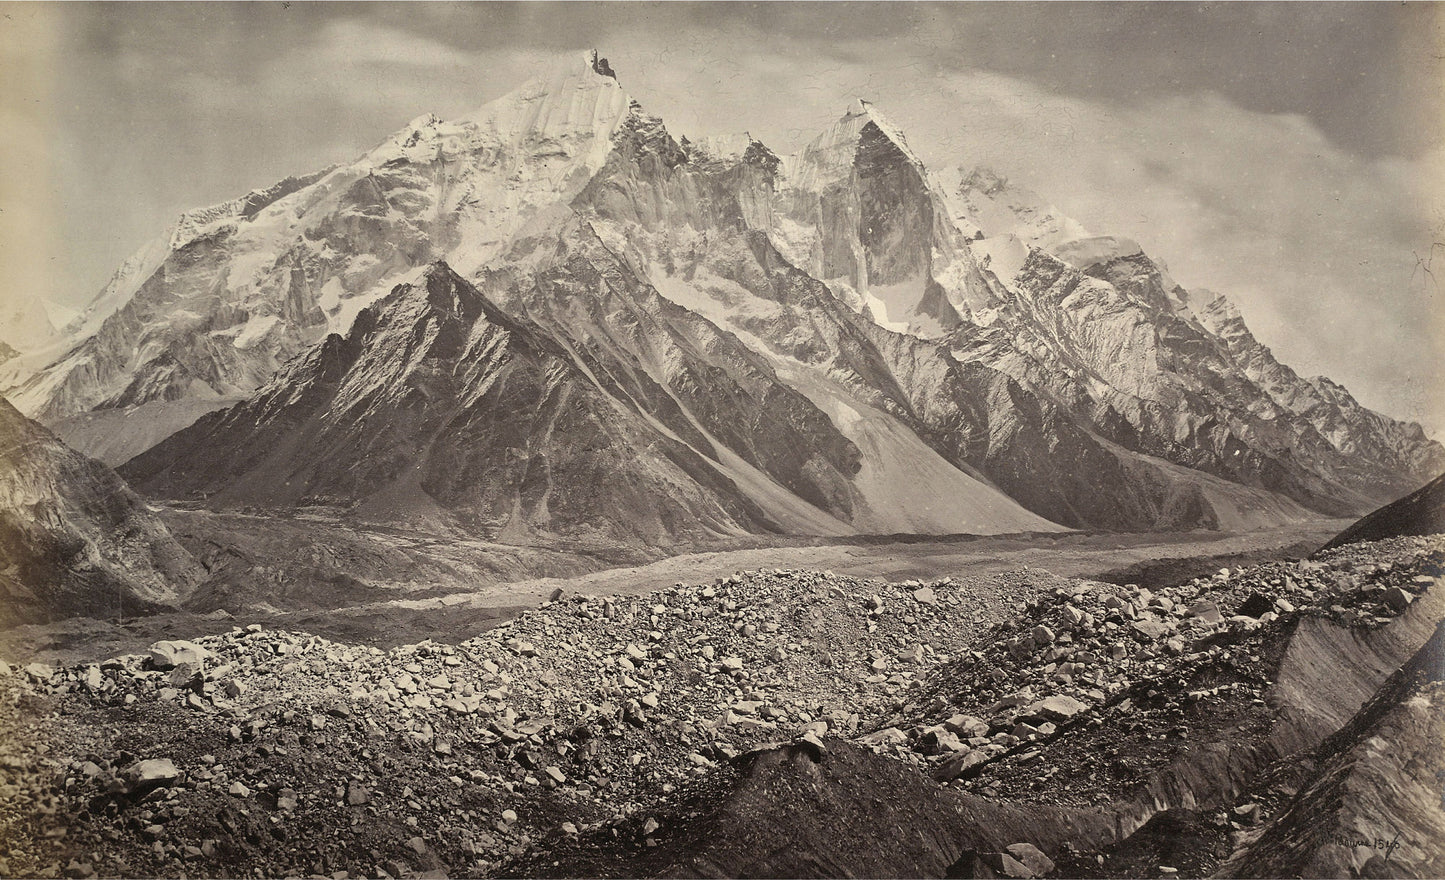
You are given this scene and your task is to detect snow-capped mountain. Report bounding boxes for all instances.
[9,53,1441,538]
[0,397,201,625]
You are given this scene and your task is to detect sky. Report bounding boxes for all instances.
[2,2,1442,431]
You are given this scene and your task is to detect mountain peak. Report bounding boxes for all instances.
[588,49,617,80]
[457,52,633,152]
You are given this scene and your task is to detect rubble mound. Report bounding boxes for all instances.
[0,537,1440,878]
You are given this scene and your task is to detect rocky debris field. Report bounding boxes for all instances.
[0,537,1441,879]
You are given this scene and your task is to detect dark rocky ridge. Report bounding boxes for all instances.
[120,263,800,548]
[0,398,203,626]
[1323,470,1445,550]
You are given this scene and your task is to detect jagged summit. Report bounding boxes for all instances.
[588,49,617,80]
[785,97,927,190]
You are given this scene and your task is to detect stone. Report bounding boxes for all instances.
[1005,843,1055,877]
[126,758,180,789]
[860,727,908,747]
[1186,600,1222,624]
[897,644,925,664]
[1236,593,1274,619]
[1382,587,1413,613]
[943,714,990,738]
[544,766,566,784]
[976,852,1035,878]
[1130,618,1169,640]
[22,662,54,683]
[1027,694,1089,722]
[346,781,370,805]
[228,781,251,798]
[911,587,936,605]
[798,731,827,756]
[720,656,744,672]
[147,640,211,670]
[932,749,989,781]
[922,727,967,754]
[1030,625,1055,645]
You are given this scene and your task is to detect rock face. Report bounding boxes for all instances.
[0,397,201,625]
[1323,470,1445,550]
[118,260,1054,545]
[7,53,1440,532]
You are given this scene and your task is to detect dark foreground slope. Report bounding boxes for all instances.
[1323,470,1445,550]
[0,398,201,626]
[0,534,1440,878]
[1219,616,1445,878]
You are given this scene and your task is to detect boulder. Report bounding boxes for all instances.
[1130,617,1169,640]
[921,726,967,754]
[860,727,908,747]
[943,713,990,738]
[1026,694,1089,722]
[147,640,211,670]
[932,748,989,782]
[22,662,54,683]
[1382,587,1414,613]
[1236,592,1274,619]
[1186,600,1222,623]
[1004,843,1055,877]
[125,758,179,793]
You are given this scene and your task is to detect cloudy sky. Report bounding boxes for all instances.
[3,2,1442,430]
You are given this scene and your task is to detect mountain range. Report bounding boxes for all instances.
[3,52,1440,560]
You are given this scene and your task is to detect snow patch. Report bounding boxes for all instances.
[970,235,1031,285]
[232,315,281,350]
[1052,235,1144,270]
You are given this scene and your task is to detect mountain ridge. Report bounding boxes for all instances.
[0,397,202,625]
[5,51,1438,537]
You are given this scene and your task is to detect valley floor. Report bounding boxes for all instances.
[0,519,1345,665]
